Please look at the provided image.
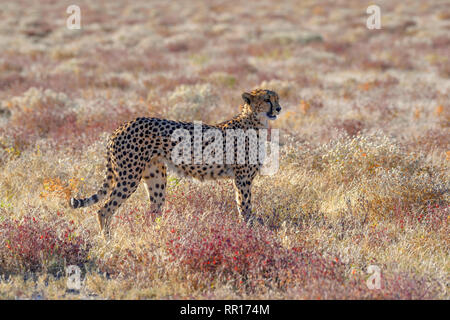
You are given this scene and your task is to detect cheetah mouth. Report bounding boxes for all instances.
[266,112,277,120]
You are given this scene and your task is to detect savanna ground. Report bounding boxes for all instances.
[0,0,448,299]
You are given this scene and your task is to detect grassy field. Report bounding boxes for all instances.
[0,0,448,299]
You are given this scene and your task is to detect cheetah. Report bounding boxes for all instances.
[70,89,282,236]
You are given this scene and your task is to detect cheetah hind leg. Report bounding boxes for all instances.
[142,158,167,221]
[97,174,142,238]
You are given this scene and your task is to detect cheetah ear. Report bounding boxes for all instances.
[242,92,252,105]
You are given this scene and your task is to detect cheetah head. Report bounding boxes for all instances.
[242,89,282,120]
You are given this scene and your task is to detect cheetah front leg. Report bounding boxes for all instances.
[142,158,167,219]
[232,168,262,226]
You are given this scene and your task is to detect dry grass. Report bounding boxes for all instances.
[0,0,448,299]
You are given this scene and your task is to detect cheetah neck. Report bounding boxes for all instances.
[217,105,268,129]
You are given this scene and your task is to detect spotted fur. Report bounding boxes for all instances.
[70,89,282,236]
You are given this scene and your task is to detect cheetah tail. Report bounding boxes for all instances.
[69,162,115,209]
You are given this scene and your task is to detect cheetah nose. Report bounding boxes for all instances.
[276,107,281,112]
